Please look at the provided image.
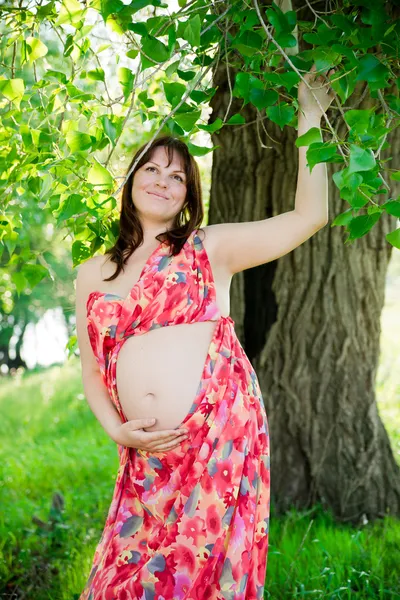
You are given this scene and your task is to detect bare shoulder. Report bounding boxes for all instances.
[199,225,232,280]
[76,254,109,289]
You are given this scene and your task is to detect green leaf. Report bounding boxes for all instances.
[57,194,86,222]
[163,81,186,107]
[339,187,371,209]
[66,131,93,152]
[332,167,363,191]
[266,103,295,130]
[390,171,400,182]
[226,114,246,125]
[0,79,25,109]
[141,35,170,63]
[165,60,180,78]
[117,67,135,101]
[386,228,400,250]
[87,159,114,189]
[173,109,201,132]
[331,208,354,227]
[182,14,201,48]
[249,88,279,110]
[187,142,220,156]
[263,70,299,91]
[313,48,341,72]
[100,115,117,144]
[128,22,148,36]
[382,198,400,218]
[21,263,48,288]
[56,0,84,26]
[177,68,196,82]
[306,142,339,171]
[348,144,376,174]
[126,48,139,59]
[295,126,322,148]
[66,334,78,357]
[344,109,375,136]
[266,3,296,33]
[347,213,381,241]
[11,271,28,295]
[87,68,105,82]
[198,118,224,133]
[26,37,48,63]
[72,240,91,267]
[355,54,391,90]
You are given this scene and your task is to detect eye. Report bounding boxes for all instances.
[145,166,184,183]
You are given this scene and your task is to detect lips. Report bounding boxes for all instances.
[148,191,168,200]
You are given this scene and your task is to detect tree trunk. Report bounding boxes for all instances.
[207,3,400,524]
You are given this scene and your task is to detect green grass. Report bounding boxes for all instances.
[1,249,399,599]
[1,355,399,600]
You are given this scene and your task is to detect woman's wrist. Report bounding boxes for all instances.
[298,109,322,124]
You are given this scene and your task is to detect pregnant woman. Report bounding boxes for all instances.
[75,66,332,600]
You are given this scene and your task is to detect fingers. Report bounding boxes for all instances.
[143,429,189,451]
[151,434,188,452]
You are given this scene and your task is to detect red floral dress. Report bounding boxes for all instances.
[81,228,270,600]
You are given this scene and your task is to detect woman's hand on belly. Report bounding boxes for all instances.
[111,418,189,452]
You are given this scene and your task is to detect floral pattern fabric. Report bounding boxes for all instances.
[81,228,270,600]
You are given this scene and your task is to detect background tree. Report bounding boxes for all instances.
[208,0,400,522]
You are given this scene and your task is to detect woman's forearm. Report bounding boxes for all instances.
[82,371,123,443]
[294,111,329,225]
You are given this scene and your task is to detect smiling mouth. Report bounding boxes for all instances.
[148,192,168,200]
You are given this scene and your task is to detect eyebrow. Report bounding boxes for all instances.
[147,161,186,175]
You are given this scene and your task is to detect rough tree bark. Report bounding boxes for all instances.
[207,0,400,524]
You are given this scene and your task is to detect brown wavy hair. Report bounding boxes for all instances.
[102,134,204,282]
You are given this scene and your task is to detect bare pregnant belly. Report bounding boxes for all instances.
[115,321,218,431]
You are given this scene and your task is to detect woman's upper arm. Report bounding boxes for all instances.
[75,260,101,377]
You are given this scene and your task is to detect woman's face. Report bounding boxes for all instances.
[131,146,188,230]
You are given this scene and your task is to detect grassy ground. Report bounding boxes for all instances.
[1,254,399,599]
